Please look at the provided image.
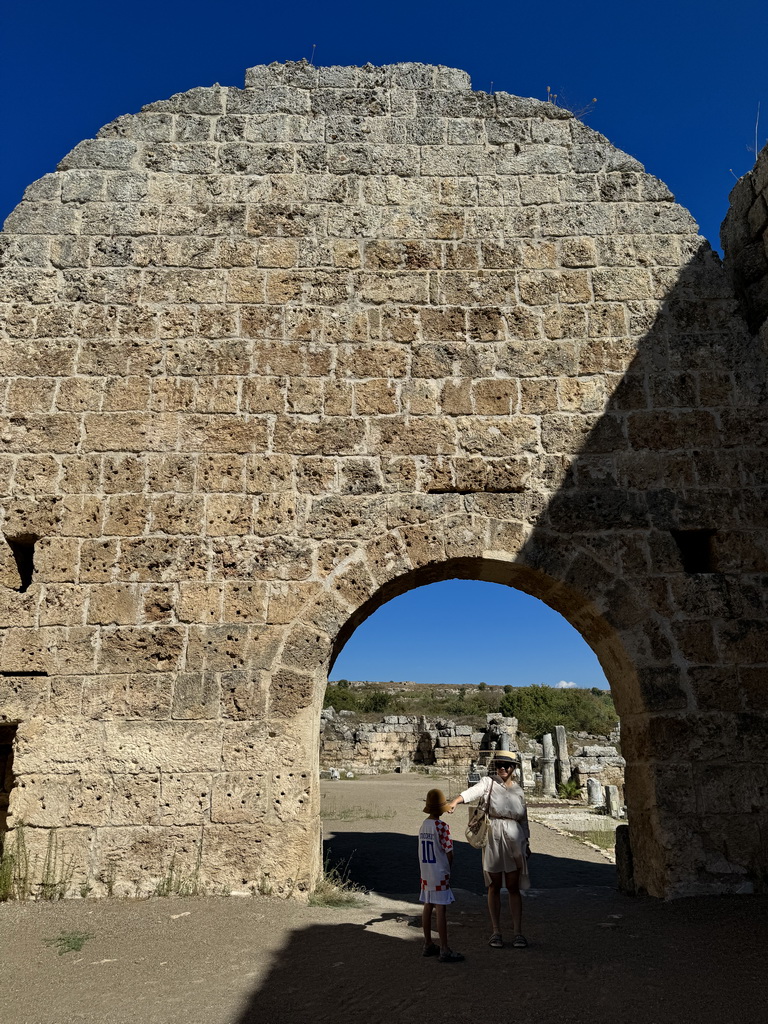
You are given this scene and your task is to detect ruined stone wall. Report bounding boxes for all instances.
[571,745,626,799]
[722,143,768,336]
[1,62,767,898]
[319,712,487,772]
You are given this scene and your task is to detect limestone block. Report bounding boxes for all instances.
[81,674,129,719]
[202,822,317,894]
[94,825,203,895]
[0,673,49,720]
[87,583,140,625]
[9,773,79,827]
[269,668,315,718]
[100,721,224,774]
[587,778,604,805]
[0,626,55,674]
[211,771,269,823]
[6,823,94,894]
[221,722,274,772]
[109,773,161,825]
[150,496,205,535]
[97,626,184,674]
[48,675,85,717]
[210,536,313,581]
[186,623,264,672]
[220,582,267,625]
[159,772,212,825]
[126,673,173,719]
[141,585,175,624]
[64,774,112,825]
[220,670,267,720]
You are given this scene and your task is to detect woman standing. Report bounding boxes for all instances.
[446,750,530,949]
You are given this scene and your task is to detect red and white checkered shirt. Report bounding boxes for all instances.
[418,817,452,894]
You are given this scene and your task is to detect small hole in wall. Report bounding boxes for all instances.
[671,529,718,574]
[6,535,37,593]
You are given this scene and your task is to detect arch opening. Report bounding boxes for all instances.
[318,563,629,898]
[327,557,638,721]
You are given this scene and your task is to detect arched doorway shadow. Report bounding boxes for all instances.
[322,829,617,895]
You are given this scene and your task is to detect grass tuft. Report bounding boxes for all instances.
[583,829,617,850]
[320,799,396,821]
[0,822,31,901]
[309,852,366,908]
[153,849,204,897]
[38,828,75,901]
[44,931,93,956]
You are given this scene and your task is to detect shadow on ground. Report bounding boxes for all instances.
[232,888,768,1024]
[323,828,617,894]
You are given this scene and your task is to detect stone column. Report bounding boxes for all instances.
[587,778,604,806]
[541,733,557,797]
[554,725,570,786]
[606,785,622,818]
[522,754,536,790]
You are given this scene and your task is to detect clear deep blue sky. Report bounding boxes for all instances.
[331,581,609,688]
[3,2,766,688]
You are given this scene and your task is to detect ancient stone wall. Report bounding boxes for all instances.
[571,745,626,798]
[722,143,768,336]
[319,711,486,772]
[319,710,518,773]
[1,62,767,898]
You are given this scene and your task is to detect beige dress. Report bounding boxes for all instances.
[460,776,531,889]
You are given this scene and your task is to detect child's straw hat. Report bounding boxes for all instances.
[423,788,449,815]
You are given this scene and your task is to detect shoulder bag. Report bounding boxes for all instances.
[465,778,494,849]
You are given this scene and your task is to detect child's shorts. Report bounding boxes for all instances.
[419,882,455,905]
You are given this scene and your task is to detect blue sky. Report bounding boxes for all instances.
[331,581,609,688]
[3,2,765,689]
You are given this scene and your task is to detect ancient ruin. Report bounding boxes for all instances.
[1,62,767,898]
[319,709,626,803]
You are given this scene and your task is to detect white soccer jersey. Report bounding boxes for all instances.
[418,817,453,902]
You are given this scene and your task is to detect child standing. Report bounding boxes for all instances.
[418,788,464,963]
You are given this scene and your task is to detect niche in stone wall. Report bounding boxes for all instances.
[671,529,718,574]
[0,722,18,851]
[4,535,37,593]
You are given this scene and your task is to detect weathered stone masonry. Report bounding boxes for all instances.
[1,62,767,898]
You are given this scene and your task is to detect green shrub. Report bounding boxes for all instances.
[557,778,582,800]
[500,684,617,738]
[361,691,391,713]
[324,684,361,712]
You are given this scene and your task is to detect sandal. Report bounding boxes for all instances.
[422,943,439,957]
[488,933,503,948]
[438,949,465,963]
[512,934,528,948]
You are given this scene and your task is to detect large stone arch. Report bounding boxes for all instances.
[1,62,766,898]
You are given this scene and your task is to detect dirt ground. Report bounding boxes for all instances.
[1,773,766,1024]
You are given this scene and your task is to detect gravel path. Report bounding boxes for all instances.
[1,774,765,1024]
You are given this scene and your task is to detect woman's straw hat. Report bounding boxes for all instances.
[423,788,450,815]
[492,750,517,765]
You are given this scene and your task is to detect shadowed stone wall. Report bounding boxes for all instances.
[1,62,766,898]
[722,141,768,335]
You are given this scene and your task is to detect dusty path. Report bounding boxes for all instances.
[1,774,765,1024]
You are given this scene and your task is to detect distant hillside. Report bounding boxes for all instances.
[324,680,618,738]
